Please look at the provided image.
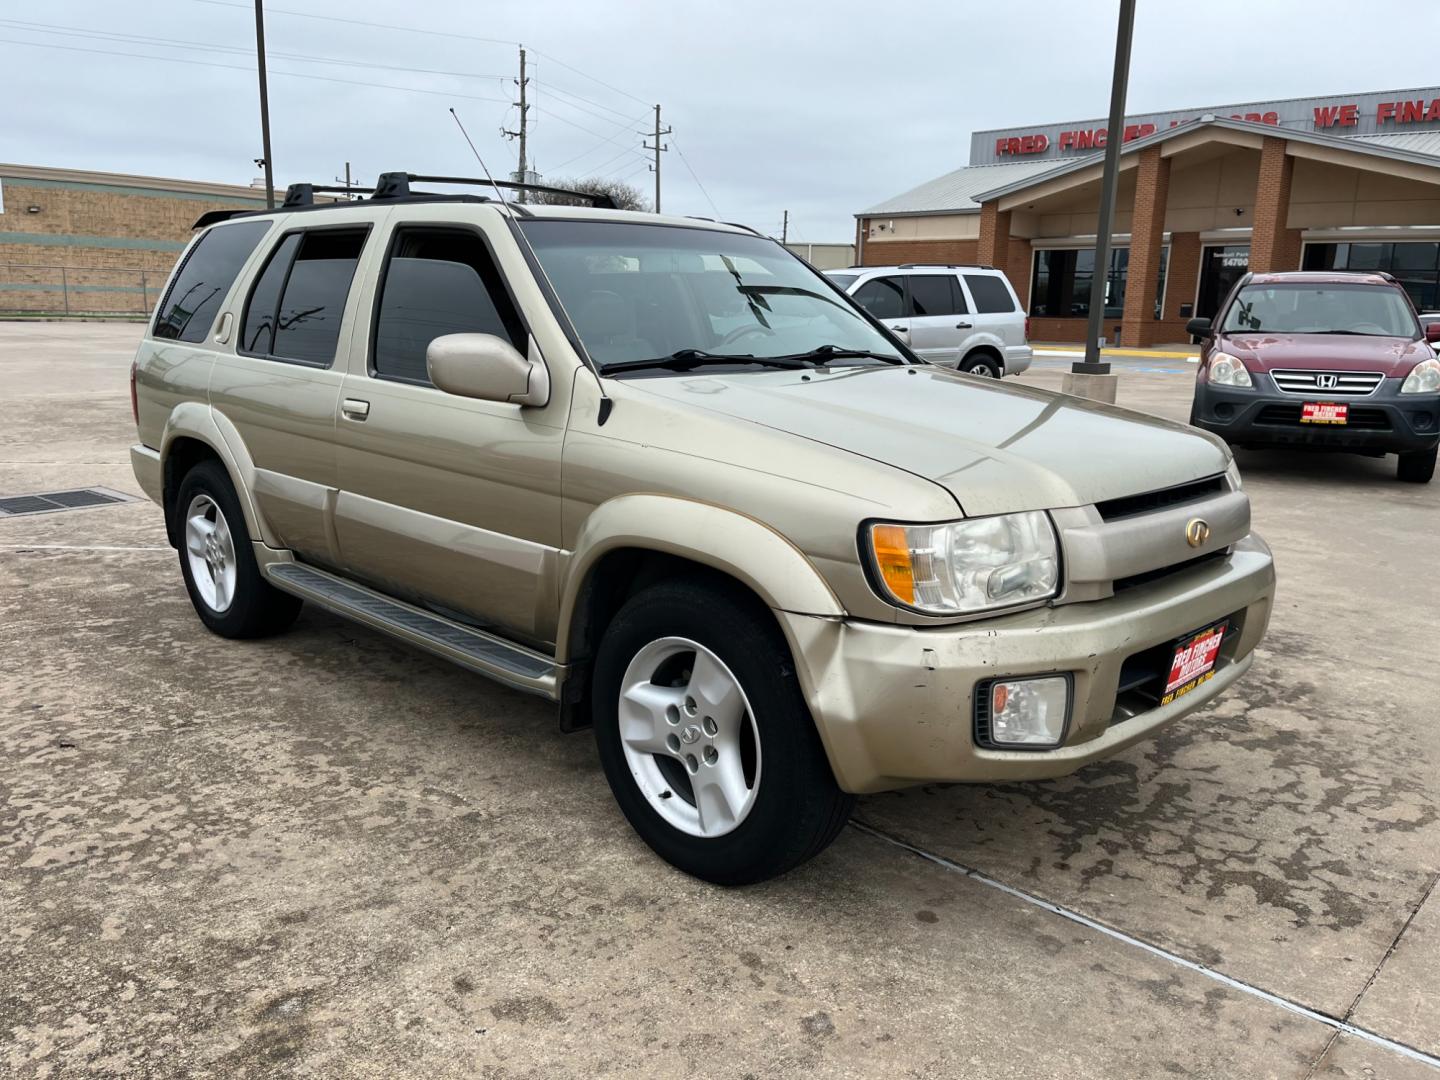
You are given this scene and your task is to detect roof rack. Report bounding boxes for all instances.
[896,263,997,270]
[371,172,617,209]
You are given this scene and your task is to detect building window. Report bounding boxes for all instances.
[1030,245,1170,320]
[1304,242,1440,312]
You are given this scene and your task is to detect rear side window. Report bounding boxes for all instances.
[851,276,906,320]
[241,228,368,366]
[371,227,525,385]
[908,275,966,316]
[153,221,269,342]
[965,274,1017,314]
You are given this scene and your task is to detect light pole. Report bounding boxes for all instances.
[1074,0,1136,377]
[254,0,275,209]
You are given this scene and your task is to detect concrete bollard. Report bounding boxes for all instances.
[1061,371,1120,403]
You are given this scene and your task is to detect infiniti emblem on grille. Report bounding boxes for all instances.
[1316,373,1338,389]
[1186,519,1211,548]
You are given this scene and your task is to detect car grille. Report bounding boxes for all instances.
[1270,369,1384,396]
[1096,475,1226,522]
[1255,404,1392,431]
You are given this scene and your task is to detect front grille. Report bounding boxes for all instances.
[1096,475,1226,522]
[0,488,133,517]
[1113,549,1228,592]
[1255,404,1392,431]
[1109,610,1245,726]
[1270,369,1384,396]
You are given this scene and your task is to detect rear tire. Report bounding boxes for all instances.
[1397,446,1437,483]
[592,579,854,885]
[174,460,303,638]
[959,353,1002,379]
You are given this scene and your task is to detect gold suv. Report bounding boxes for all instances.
[130,174,1275,884]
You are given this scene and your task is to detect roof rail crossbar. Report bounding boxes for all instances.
[282,182,362,207]
[373,172,617,209]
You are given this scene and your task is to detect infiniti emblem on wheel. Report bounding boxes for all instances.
[1316,372,1338,389]
[1186,518,1211,548]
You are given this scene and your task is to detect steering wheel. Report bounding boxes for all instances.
[720,324,777,347]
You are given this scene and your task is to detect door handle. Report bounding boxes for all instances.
[890,325,909,333]
[341,398,371,421]
[955,321,973,329]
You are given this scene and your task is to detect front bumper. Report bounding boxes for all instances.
[779,534,1274,794]
[1192,380,1440,454]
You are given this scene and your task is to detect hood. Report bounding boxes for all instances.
[1220,332,1432,378]
[622,365,1230,517]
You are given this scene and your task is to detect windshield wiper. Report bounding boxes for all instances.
[601,349,816,375]
[770,344,906,366]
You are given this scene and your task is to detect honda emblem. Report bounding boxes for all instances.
[1316,373,1338,390]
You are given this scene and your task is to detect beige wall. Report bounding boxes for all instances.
[1288,157,1440,228]
[1162,150,1261,233]
[861,213,979,241]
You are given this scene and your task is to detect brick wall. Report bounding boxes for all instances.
[1,173,265,314]
[860,239,980,266]
[1121,147,1172,347]
[1249,137,1302,273]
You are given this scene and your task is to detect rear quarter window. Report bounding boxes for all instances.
[964,274,1018,314]
[153,221,270,342]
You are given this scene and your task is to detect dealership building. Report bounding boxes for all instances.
[856,87,1440,344]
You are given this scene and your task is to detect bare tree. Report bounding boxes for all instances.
[528,177,651,212]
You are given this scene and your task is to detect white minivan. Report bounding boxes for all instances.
[826,264,1032,378]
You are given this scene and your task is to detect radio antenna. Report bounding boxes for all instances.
[448,107,611,415]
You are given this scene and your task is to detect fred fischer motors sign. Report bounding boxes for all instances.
[976,87,1440,163]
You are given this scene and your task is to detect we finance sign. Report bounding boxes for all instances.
[971,87,1440,164]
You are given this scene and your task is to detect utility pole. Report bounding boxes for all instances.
[253,0,275,209]
[334,162,361,199]
[1077,0,1136,376]
[501,46,531,201]
[781,210,789,244]
[643,104,671,212]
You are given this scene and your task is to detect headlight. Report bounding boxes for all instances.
[867,511,1060,615]
[1207,352,1252,388]
[1401,357,1440,394]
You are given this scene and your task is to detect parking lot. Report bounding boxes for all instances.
[3,320,1438,1079]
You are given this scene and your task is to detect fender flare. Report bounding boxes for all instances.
[160,404,278,547]
[556,494,844,661]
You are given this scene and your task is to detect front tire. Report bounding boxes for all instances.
[959,353,1002,378]
[592,579,854,885]
[174,460,303,638]
[1397,445,1437,483]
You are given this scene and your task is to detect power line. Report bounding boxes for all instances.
[670,136,721,218]
[537,81,637,122]
[546,110,653,174]
[0,18,511,83]
[0,36,509,104]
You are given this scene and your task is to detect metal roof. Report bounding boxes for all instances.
[858,159,1063,217]
[860,118,1440,221]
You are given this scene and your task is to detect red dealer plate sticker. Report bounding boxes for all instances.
[1161,622,1228,706]
[1301,401,1348,425]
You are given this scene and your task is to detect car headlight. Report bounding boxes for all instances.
[867,512,1060,615]
[1207,352,1253,388]
[1401,357,1440,394]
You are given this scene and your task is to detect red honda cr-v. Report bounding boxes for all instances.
[1188,270,1440,482]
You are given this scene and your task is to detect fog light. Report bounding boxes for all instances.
[985,676,1070,747]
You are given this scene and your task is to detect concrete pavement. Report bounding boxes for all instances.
[2,323,1437,1078]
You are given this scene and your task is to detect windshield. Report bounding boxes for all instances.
[518,220,906,370]
[1221,283,1418,337]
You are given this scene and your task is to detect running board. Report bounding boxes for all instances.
[265,562,559,700]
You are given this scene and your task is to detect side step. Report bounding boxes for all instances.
[265,562,559,700]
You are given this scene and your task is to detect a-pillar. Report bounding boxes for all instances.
[1250,136,1302,273]
[1120,146,1171,348]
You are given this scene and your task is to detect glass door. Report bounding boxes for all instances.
[1196,245,1250,320]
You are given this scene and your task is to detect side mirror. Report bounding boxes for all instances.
[426,333,550,406]
[1424,322,1440,344]
[1185,317,1213,338]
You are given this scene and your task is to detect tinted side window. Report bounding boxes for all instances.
[153,221,269,342]
[372,228,525,385]
[851,276,905,320]
[270,230,367,366]
[908,275,962,316]
[240,232,302,356]
[965,274,1017,314]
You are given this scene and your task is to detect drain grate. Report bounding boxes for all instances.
[0,487,136,517]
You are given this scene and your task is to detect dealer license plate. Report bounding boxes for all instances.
[1161,621,1228,706]
[1301,401,1348,425]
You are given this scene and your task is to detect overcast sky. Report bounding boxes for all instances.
[7,0,1440,240]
